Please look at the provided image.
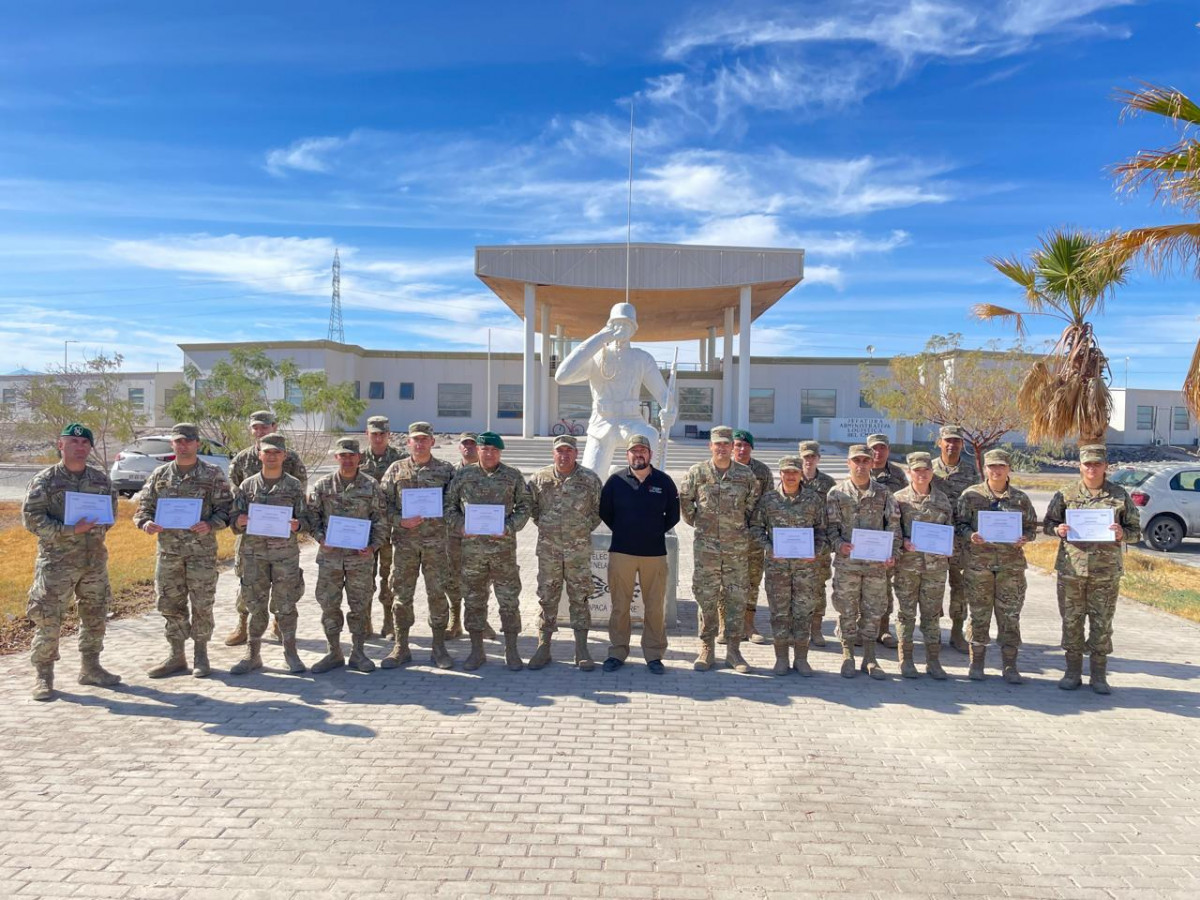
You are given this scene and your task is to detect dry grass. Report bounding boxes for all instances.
[0,500,236,654]
[1010,474,1076,492]
[1024,536,1200,624]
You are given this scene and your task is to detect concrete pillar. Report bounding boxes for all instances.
[737,285,751,431]
[522,283,535,439]
[707,326,717,373]
[698,339,706,372]
[539,304,551,436]
[722,307,734,425]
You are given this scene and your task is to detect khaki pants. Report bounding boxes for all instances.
[607,552,668,663]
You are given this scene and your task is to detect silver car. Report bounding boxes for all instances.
[1110,462,1200,552]
[109,434,232,495]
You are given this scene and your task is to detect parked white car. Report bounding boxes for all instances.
[1110,462,1200,552]
[109,434,232,495]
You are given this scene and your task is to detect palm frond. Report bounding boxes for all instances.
[1104,223,1200,278]
[1184,338,1200,421]
[1117,83,1200,128]
[972,303,1028,337]
[1112,140,1200,213]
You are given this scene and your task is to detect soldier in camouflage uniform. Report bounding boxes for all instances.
[931,424,977,653]
[749,455,827,676]
[826,444,901,679]
[444,433,497,641]
[799,441,837,647]
[133,422,233,680]
[23,424,122,701]
[1044,445,1141,694]
[445,431,531,671]
[378,422,458,670]
[730,429,773,645]
[229,433,311,675]
[867,433,907,650]
[307,438,389,675]
[893,452,954,680]
[360,415,407,638]
[679,425,763,674]
[527,434,603,670]
[956,449,1039,683]
[224,409,308,647]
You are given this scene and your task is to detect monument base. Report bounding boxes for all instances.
[556,529,679,628]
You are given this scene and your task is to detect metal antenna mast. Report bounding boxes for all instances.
[326,249,344,343]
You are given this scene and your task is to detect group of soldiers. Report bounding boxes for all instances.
[22,415,1140,701]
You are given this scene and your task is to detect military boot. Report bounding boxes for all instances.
[876,613,898,649]
[380,630,412,669]
[809,612,826,648]
[745,607,767,644]
[192,642,211,679]
[32,663,54,701]
[282,636,306,674]
[793,639,814,677]
[1090,654,1111,695]
[380,601,395,640]
[968,644,986,681]
[463,631,486,671]
[230,640,263,675]
[311,632,346,674]
[772,639,791,676]
[860,643,886,680]
[430,628,454,670]
[899,640,919,679]
[573,629,594,671]
[716,606,727,645]
[949,617,968,653]
[446,600,465,640]
[693,637,716,671]
[1001,647,1023,685]
[503,632,524,671]
[527,630,553,670]
[840,645,856,678]
[925,642,947,681]
[1058,651,1083,690]
[79,652,121,687]
[725,639,751,674]
[147,639,188,679]
[224,612,248,646]
[348,636,375,673]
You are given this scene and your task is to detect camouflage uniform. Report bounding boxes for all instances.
[870,457,908,638]
[445,462,531,634]
[802,468,838,628]
[893,484,954,647]
[749,486,827,641]
[308,471,388,639]
[932,457,978,630]
[744,456,775,609]
[132,460,233,646]
[679,459,762,642]
[444,458,475,619]
[528,462,602,632]
[23,463,119,668]
[360,443,406,615]
[825,478,901,646]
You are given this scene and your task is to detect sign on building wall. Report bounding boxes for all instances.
[825,418,897,443]
[558,548,645,624]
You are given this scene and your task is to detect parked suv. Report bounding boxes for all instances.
[1110,462,1200,552]
[109,434,232,495]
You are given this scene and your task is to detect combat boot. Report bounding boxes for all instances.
[282,636,306,674]
[463,631,486,671]
[446,600,465,640]
[968,644,986,681]
[1058,651,1083,690]
[348,636,374,673]
[311,632,346,674]
[772,639,791,676]
[876,613,898,649]
[1090,654,1111,695]
[793,639,814,677]
[230,640,262,675]
[716,606,727,645]
[504,631,524,671]
[1001,647,1023,685]
[224,612,248,646]
[191,642,211,678]
[573,629,594,671]
[147,639,188,679]
[840,645,856,678]
[949,617,968,653]
[693,637,716,671]
[430,628,454,670]
[380,601,395,640]
[527,630,553,670]
[745,607,767,644]
[79,652,121,687]
[925,642,947,681]
[899,640,919,679]
[32,663,54,701]
[860,643,886,680]
[725,639,751,674]
[809,612,826,648]
[380,630,412,669]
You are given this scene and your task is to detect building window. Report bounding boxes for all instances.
[399,382,415,400]
[801,389,837,423]
[497,384,523,419]
[858,391,874,410]
[438,383,472,418]
[1136,405,1154,430]
[127,387,145,409]
[1174,406,1190,431]
[749,388,775,423]
[2,388,16,405]
[284,379,303,407]
[368,381,385,400]
[678,387,714,422]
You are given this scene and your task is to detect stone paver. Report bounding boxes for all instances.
[3,513,1200,899]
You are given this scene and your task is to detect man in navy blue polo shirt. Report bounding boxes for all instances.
[599,435,680,674]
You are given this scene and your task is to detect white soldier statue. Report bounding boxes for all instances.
[554,302,677,477]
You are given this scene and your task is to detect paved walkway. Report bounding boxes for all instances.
[3,526,1200,899]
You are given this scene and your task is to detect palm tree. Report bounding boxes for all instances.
[1106,83,1200,415]
[974,229,1129,445]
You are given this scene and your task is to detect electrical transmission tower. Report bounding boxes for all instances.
[326,249,344,343]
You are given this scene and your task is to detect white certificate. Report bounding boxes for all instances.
[247,502,293,538]
[977,510,1023,543]
[1066,508,1116,542]
[154,497,203,530]
[401,487,443,519]
[910,521,954,556]
[326,515,371,550]
[464,503,506,536]
[849,528,894,562]
[63,491,115,526]
[772,527,815,559]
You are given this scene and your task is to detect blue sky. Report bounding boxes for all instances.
[1,0,1197,388]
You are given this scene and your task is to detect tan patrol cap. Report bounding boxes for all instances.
[458,432,478,444]
[366,416,390,433]
[710,425,733,443]
[939,424,964,439]
[627,435,651,450]
[848,444,872,459]
[259,433,286,451]
[906,452,933,470]
[798,440,821,457]
[984,448,1011,466]
[249,409,276,426]
[170,422,200,441]
[334,437,361,455]
[1079,444,1107,463]
[778,455,803,471]
[408,421,434,438]
[552,434,577,449]
[866,433,889,447]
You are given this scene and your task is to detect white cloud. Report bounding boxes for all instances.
[802,265,845,289]
[265,135,349,176]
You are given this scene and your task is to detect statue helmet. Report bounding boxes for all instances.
[608,302,638,327]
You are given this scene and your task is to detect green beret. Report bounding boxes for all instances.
[710,425,733,443]
[61,423,94,444]
[334,437,361,455]
[732,429,754,447]
[259,433,286,451]
[478,431,505,450]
